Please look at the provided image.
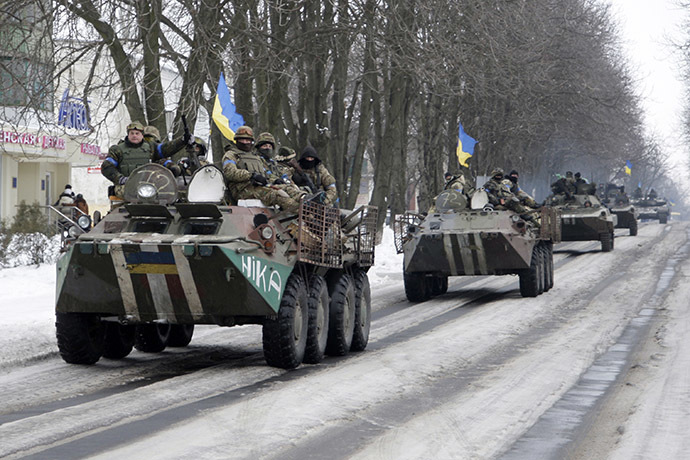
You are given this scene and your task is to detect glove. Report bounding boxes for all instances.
[178,158,190,171]
[118,176,128,185]
[292,171,308,187]
[250,172,268,186]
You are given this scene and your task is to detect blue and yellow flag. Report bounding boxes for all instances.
[456,121,477,167]
[625,160,632,176]
[212,73,245,141]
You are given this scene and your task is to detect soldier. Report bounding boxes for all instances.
[177,137,210,177]
[443,171,466,192]
[221,126,300,212]
[102,121,188,198]
[254,132,306,203]
[294,146,338,206]
[550,172,576,202]
[574,172,592,194]
[505,170,540,209]
[144,125,183,177]
[483,168,536,225]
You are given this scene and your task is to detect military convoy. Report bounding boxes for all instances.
[55,163,377,369]
[547,194,616,252]
[394,189,561,301]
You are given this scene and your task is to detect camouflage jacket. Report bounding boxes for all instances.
[102,137,185,184]
[302,163,338,205]
[221,145,267,193]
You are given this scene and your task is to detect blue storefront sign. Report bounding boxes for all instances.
[57,89,89,131]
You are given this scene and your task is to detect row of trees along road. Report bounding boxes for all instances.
[1,0,677,228]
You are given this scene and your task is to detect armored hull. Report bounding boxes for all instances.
[396,191,560,302]
[554,195,615,251]
[55,163,378,369]
[635,200,670,224]
[611,204,638,235]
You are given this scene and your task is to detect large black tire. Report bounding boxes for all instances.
[56,313,104,364]
[601,232,614,252]
[519,247,541,298]
[659,214,668,224]
[351,270,371,352]
[326,272,356,356]
[303,274,330,364]
[167,324,194,347]
[134,323,171,353]
[102,322,135,359]
[429,275,449,296]
[537,244,545,295]
[629,219,638,236]
[262,273,309,369]
[404,271,430,302]
[544,242,554,291]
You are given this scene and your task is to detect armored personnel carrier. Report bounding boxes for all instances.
[394,189,561,302]
[599,183,637,236]
[55,163,377,369]
[548,194,615,251]
[635,198,670,224]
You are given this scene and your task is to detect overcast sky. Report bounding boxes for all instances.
[607,0,688,180]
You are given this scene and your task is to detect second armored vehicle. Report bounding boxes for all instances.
[549,194,615,251]
[395,189,561,302]
[599,183,637,236]
[635,197,670,224]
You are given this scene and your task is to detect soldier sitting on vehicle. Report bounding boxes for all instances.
[506,170,541,209]
[293,146,338,206]
[484,168,539,226]
[102,121,188,199]
[221,125,300,212]
[254,132,306,204]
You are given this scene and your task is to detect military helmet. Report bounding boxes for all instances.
[490,167,504,178]
[277,146,296,162]
[566,171,573,177]
[143,125,161,142]
[234,125,254,141]
[255,132,276,148]
[127,121,145,132]
[193,137,208,156]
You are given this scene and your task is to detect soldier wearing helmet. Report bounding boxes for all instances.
[221,126,300,212]
[254,132,306,203]
[101,121,189,198]
[176,137,210,177]
[482,167,532,216]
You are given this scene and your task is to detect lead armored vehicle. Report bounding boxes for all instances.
[599,183,637,236]
[394,189,561,302]
[548,194,615,251]
[634,197,670,224]
[55,163,377,369]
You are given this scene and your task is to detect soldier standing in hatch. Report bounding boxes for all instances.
[102,121,188,198]
[221,126,300,212]
[294,146,338,206]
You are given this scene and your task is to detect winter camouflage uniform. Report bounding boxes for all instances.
[221,127,300,212]
[483,168,532,215]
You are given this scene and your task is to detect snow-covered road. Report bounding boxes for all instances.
[1,223,689,459]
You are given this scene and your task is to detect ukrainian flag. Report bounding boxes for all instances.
[212,72,245,141]
[625,160,632,176]
[456,121,477,167]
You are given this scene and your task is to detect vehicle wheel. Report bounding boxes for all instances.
[629,219,638,236]
[56,312,104,364]
[601,232,613,252]
[134,323,171,353]
[659,215,668,224]
[537,244,545,295]
[404,271,430,302]
[545,242,554,291]
[167,324,194,347]
[93,210,102,226]
[429,275,449,296]
[303,274,330,364]
[263,273,309,369]
[519,246,540,298]
[102,322,135,359]
[351,270,371,352]
[326,272,356,356]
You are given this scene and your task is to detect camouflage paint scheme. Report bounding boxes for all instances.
[56,204,294,324]
[553,195,615,242]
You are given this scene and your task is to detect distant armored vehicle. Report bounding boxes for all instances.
[394,189,561,302]
[634,198,670,224]
[55,163,377,369]
[599,183,637,236]
[548,194,615,251]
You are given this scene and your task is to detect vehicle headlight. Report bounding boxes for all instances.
[68,225,80,238]
[261,225,274,239]
[77,215,91,230]
[138,183,157,199]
